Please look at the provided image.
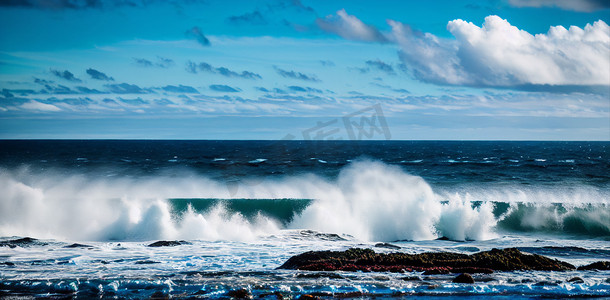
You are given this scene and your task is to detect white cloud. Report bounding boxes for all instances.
[316,9,387,42]
[20,100,61,112]
[391,16,610,87]
[508,0,610,12]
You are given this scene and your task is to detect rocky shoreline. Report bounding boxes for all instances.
[278,247,609,273]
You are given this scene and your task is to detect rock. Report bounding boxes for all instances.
[278,247,574,273]
[0,237,47,248]
[227,288,251,299]
[453,273,475,284]
[577,261,610,270]
[298,295,319,300]
[64,243,93,248]
[567,277,584,283]
[1,261,15,266]
[147,240,189,247]
[375,242,401,250]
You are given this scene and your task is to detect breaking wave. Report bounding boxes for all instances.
[0,161,608,242]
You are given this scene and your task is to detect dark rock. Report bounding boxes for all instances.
[375,242,401,250]
[0,237,47,248]
[64,243,93,248]
[436,236,450,240]
[577,261,610,270]
[298,295,319,300]
[147,240,190,247]
[227,288,251,299]
[1,261,15,266]
[567,276,584,283]
[453,273,475,284]
[278,247,574,273]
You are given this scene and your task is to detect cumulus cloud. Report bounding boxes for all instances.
[227,11,267,25]
[274,67,320,82]
[86,68,114,81]
[50,69,81,82]
[209,84,240,92]
[186,26,211,47]
[186,61,262,79]
[508,0,610,12]
[390,16,610,87]
[317,9,387,42]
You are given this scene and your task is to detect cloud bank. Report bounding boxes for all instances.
[389,16,610,87]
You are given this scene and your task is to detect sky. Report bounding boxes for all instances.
[0,0,609,140]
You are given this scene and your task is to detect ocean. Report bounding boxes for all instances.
[0,140,609,298]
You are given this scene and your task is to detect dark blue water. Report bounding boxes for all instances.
[1,140,608,187]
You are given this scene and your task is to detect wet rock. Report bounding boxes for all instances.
[147,240,190,247]
[375,242,401,250]
[453,273,475,284]
[278,247,574,273]
[298,295,319,300]
[1,261,15,266]
[567,276,584,283]
[577,261,610,270]
[227,288,251,299]
[64,243,93,248]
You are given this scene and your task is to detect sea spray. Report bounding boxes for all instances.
[0,160,608,242]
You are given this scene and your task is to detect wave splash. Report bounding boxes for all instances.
[0,161,608,242]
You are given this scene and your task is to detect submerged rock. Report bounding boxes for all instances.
[278,248,575,273]
[577,261,610,270]
[453,273,475,284]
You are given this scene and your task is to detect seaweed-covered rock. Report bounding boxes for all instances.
[278,248,575,273]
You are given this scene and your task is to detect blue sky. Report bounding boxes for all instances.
[0,0,609,140]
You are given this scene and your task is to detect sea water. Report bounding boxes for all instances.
[0,140,608,298]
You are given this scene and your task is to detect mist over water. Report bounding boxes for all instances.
[1,160,608,242]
